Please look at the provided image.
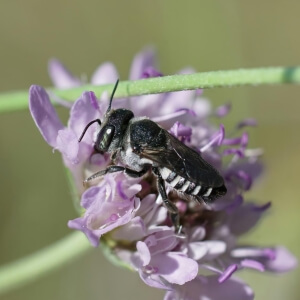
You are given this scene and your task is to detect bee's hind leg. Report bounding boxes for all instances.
[153,167,182,234]
[170,213,183,235]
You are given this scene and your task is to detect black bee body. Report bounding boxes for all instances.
[79,80,227,231]
[122,118,226,201]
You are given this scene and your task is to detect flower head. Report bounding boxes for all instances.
[29,48,297,299]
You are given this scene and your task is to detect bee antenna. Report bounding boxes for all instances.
[78,119,101,142]
[106,79,119,113]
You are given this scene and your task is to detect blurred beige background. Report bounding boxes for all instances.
[0,1,299,299]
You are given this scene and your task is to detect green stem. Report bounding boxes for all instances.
[0,232,92,295]
[0,66,300,113]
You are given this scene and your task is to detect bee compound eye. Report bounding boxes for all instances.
[95,125,115,152]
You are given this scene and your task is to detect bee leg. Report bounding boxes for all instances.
[84,165,150,186]
[154,168,181,233]
[170,213,182,235]
[124,166,150,178]
[83,165,125,185]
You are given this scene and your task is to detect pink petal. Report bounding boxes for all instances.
[241,259,265,272]
[48,58,81,88]
[87,202,138,241]
[136,194,157,217]
[188,243,208,261]
[139,252,198,289]
[227,202,271,236]
[152,109,195,129]
[164,275,254,300]
[215,103,231,117]
[68,218,99,247]
[29,85,64,147]
[91,62,119,85]
[111,217,146,242]
[145,206,168,227]
[189,241,226,261]
[129,47,157,80]
[153,252,198,285]
[265,246,298,273]
[68,91,101,143]
[56,128,79,164]
[80,186,102,209]
[145,230,178,255]
[137,241,151,266]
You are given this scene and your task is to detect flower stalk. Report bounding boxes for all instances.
[0,66,300,113]
[0,232,91,295]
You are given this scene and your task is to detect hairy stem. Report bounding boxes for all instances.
[0,232,92,295]
[0,66,300,113]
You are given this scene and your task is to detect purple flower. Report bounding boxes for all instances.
[29,48,297,300]
[29,85,107,192]
[68,173,142,247]
[164,275,254,300]
[133,230,199,288]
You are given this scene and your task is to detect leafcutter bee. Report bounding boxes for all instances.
[79,80,227,231]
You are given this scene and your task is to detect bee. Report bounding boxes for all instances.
[79,80,227,231]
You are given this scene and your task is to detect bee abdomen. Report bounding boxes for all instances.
[159,167,214,198]
[160,168,176,182]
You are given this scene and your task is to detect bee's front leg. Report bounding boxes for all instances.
[83,165,125,186]
[84,165,149,186]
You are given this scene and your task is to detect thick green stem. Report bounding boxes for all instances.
[0,66,300,113]
[0,232,92,295]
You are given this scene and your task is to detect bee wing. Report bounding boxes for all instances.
[168,133,225,187]
[140,132,224,188]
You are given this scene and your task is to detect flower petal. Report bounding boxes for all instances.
[136,194,157,217]
[215,103,231,117]
[164,275,254,300]
[68,173,142,246]
[91,62,119,85]
[155,252,198,285]
[140,252,198,288]
[137,241,151,266]
[68,91,101,142]
[141,67,163,78]
[48,58,81,88]
[189,241,227,261]
[129,47,157,80]
[75,201,138,247]
[68,218,100,247]
[144,230,178,255]
[56,128,79,164]
[187,242,208,261]
[227,202,271,236]
[152,109,195,128]
[264,246,298,273]
[29,85,64,147]
[240,259,265,272]
[111,216,146,242]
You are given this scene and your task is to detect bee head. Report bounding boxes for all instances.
[78,80,134,153]
[94,108,134,153]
